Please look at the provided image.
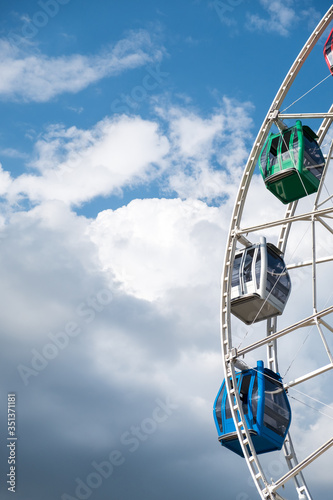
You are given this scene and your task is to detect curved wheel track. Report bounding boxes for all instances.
[220,6,333,500]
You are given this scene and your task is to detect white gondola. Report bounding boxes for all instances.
[230,237,291,325]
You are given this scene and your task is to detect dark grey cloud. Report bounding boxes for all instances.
[0,201,242,500]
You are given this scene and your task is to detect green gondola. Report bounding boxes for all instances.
[259,120,325,204]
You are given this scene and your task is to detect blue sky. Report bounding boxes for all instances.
[0,1,333,500]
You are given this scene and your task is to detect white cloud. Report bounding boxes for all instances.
[246,0,299,36]
[0,195,224,463]
[158,97,254,201]
[0,147,28,159]
[88,197,227,301]
[158,97,253,162]
[0,163,13,195]
[1,98,253,207]
[6,115,169,205]
[167,164,230,201]
[0,30,164,102]
[0,200,104,340]
[166,107,225,158]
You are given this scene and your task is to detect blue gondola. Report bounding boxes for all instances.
[231,237,291,325]
[213,361,291,457]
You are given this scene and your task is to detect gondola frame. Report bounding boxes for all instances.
[213,361,292,457]
[258,121,325,204]
[230,237,291,325]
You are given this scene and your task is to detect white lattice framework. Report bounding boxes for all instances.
[220,5,333,499]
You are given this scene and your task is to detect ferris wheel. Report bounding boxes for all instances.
[213,5,333,500]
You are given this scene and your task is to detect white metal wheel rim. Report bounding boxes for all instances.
[220,6,333,500]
